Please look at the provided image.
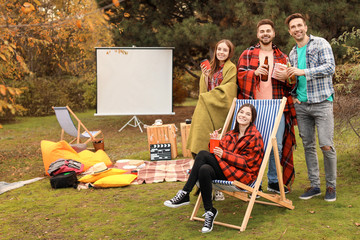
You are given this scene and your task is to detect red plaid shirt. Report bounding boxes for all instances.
[208,65,224,90]
[237,43,296,187]
[216,125,264,184]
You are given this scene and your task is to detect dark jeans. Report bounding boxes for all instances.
[183,150,227,211]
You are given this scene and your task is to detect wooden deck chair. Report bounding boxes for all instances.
[190,97,294,232]
[53,106,103,144]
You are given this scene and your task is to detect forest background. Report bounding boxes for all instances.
[0,0,360,132]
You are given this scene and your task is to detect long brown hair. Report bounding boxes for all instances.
[233,104,257,133]
[209,39,235,79]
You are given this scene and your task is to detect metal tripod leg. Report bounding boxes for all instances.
[118,116,144,132]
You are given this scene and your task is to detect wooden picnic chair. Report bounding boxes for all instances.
[190,97,294,232]
[52,106,103,144]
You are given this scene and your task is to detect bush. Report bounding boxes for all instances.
[14,74,96,116]
[172,68,190,104]
[333,63,360,137]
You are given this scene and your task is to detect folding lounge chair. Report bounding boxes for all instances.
[190,97,294,232]
[53,106,103,144]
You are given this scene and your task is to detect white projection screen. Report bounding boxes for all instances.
[95,47,174,116]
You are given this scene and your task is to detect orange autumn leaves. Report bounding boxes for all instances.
[0,83,26,128]
[19,1,123,29]
[21,2,36,14]
[0,0,115,125]
[0,85,24,98]
[113,0,120,7]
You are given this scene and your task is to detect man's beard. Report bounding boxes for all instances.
[259,35,273,45]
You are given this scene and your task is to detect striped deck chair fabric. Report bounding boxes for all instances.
[53,106,102,144]
[211,99,281,192]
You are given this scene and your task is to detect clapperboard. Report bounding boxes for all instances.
[150,143,172,161]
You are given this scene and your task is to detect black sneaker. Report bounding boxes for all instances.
[201,208,218,233]
[267,182,289,194]
[324,187,336,202]
[164,190,190,208]
[299,187,321,200]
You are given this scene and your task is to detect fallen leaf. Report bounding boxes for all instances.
[7,87,15,96]
[103,14,110,21]
[33,0,42,6]
[113,0,120,7]
[76,20,82,29]
[87,20,94,32]
[355,222,360,227]
[0,85,6,96]
[16,55,22,62]
[0,53,6,61]
[309,210,315,214]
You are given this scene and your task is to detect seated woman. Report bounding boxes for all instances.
[164,104,264,233]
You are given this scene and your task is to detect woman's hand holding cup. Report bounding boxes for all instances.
[213,147,223,158]
[201,64,210,78]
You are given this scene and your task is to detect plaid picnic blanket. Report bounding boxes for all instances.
[136,159,194,184]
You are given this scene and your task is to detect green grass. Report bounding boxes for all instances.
[0,104,359,239]
[175,98,199,107]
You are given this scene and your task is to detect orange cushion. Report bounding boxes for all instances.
[78,149,112,170]
[40,140,113,175]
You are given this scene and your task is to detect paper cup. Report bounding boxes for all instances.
[200,59,210,70]
[209,139,220,153]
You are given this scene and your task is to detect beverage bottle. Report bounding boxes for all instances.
[287,60,297,84]
[260,56,269,81]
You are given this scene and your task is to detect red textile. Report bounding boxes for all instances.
[216,125,264,184]
[236,43,296,187]
[208,65,224,90]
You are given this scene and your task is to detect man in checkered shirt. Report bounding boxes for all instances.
[237,19,296,194]
[286,13,337,202]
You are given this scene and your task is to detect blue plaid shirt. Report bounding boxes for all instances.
[289,35,335,103]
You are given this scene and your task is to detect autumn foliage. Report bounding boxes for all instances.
[0,0,115,126]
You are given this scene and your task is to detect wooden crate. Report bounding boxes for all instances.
[146,124,177,159]
[180,122,192,158]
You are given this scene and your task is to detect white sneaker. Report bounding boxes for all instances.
[214,190,225,201]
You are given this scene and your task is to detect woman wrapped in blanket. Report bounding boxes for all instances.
[164,104,264,233]
[186,39,238,156]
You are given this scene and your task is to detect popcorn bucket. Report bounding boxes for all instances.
[209,139,220,153]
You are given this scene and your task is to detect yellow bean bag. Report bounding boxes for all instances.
[78,168,127,183]
[93,174,137,188]
[41,140,112,175]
